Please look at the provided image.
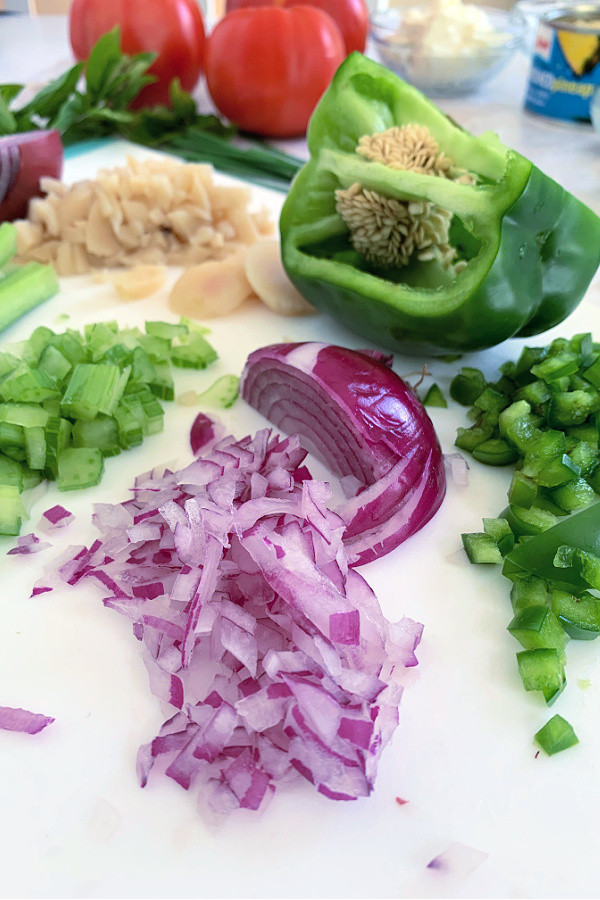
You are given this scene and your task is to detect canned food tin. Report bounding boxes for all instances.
[525,4,600,121]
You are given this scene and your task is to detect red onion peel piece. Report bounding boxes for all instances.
[0,706,54,734]
[0,130,63,222]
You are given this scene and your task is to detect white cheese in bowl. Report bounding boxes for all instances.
[395,0,511,57]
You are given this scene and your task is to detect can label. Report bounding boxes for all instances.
[525,11,600,121]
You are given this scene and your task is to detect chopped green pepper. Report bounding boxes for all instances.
[534,714,578,755]
[280,54,600,354]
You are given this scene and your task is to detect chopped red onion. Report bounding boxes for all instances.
[7,533,51,555]
[426,842,488,878]
[45,429,422,817]
[444,453,470,487]
[190,412,225,457]
[0,706,54,734]
[240,343,446,566]
[39,505,74,530]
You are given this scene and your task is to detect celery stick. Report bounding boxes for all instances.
[0,263,59,335]
[0,223,17,269]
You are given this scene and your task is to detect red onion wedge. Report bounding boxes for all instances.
[0,706,54,734]
[240,343,446,566]
[0,130,63,222]
[39,429,422,817]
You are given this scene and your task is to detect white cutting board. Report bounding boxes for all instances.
[3,140,600,900]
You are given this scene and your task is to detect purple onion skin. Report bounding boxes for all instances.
[241,342,446,565]
[0,130,63,222]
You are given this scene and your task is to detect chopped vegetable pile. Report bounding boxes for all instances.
[0,317,218,536]
[37,428,423,815]
[457,332,600,752]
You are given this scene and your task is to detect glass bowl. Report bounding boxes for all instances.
[370,6,526,98]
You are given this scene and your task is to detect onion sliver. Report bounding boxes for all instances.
[0,706,54,734]
[0,130,63,222]
[240,342,446,566]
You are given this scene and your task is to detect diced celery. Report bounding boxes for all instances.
[0,403,49,428]
[48,332,88,366]
[0,421,25,452]
[196,375,239,409]
[0,483,26,536]
[61,363,130,421]
[170,333,218,369]
[0,454,23,490]
[129,346,156,386]
[72,416,121,457]
[44,417,72,475]
[57,447,104,491]
[0,362,60,403]
[115,396,145,449]
[24,425,46,470]
[139,334,172,363]
[37,344,72,382]
[145,321,189,340]
[0,262,59,335]
[149,363,174,401]
[0,222,17,268]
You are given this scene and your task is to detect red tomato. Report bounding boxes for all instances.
[69,0,206,108]
[205,6,345,139]
[224,0,369,54]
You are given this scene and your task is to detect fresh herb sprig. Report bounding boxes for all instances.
[0,28,304,191]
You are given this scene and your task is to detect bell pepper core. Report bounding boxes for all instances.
[280,53,600,354]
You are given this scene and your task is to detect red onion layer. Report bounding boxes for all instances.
[0,706,54,734]
[0,130,63,222]
[37,429,422,816]
[240,343,446,566]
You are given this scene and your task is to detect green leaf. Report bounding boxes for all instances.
[51,93,89,144]
[169,79,196,121]
[0,94,17,135]
[85,28,123,102]
[0,85,23,105]
[17,63,83,123]
[102,56,156,110]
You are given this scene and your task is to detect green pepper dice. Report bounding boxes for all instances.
[280,54,600,354]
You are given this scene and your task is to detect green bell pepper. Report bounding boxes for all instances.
[280,53,600,354]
